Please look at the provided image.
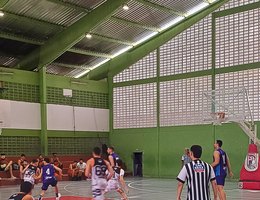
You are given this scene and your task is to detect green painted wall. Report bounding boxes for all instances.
[111,123,254,179]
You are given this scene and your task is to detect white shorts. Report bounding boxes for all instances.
[92,179,107,200]
[106,180,120,192]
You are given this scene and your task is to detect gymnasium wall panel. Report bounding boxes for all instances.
[47,104,109,131]
[0,100,41,129]
[113,83,157,129]
[160,76,212,126]
[113,51,157,83]
[216,7,260,68]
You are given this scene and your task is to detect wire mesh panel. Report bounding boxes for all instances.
[113,83,157,129]
[216,69,260,121]
[48,137,108,155]
[160,16,212,76]
[113,50,157,83]
[160,76,211,126]
[216,8,260,68]
[218,0,259,11]
[0,136,40,155]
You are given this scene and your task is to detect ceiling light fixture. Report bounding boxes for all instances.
[85,33,92,39]
[0,11,4,17]
[134,32,158,46]
[187,2,209,16]
[123,4,129,11]
[160,16,185,31]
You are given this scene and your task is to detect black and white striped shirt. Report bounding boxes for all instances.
[177,159,216,200]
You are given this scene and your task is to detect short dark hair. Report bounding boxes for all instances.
[44,157,50,163]
[117,159,123,167]
[108,146,114,151]
[93,147,101,155]
[80,158,83,161]
[0,153,5,156]
[52,153,57,155]
[20,182,33,194]
[190,145,202,158]
[216,140,223,147]
[21,154,26,157]
[31,159,38,163]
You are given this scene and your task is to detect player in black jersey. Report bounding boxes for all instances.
[8,181,33,200]
[85,147,114,200]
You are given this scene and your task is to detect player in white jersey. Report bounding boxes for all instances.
[22,159,41,185]
[85,147,114,200]
[106,159,129,200]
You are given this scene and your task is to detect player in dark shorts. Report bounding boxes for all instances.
[211,140,233,200]
[38,157,62,200]
[8,181,33,200]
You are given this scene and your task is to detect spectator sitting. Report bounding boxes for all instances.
[77,159,86,180]
[20,160,29,180]
[18,154,26,167]
[68,161,79,181]
[51,153,63,169]
[37,154,44,168]
[0,153,16,179]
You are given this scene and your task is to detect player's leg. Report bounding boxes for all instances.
[5,161,15,178]
[216,176,226,200]
[51,178,61,199]
[117,188,128,200]
[39,182,48,200]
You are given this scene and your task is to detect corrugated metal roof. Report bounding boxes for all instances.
[148,0,204,13]
[92,19,150,41]
[114,0,178,27]
[65,0,107,10]
[4,0,86,26]
[0,0,214,77]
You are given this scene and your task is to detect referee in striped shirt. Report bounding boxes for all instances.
[177,145,218,200]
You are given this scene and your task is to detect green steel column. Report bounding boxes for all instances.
[39,67,48,155]
[108,74,114,145]
[156,48,160,177]
[212,14,216,141]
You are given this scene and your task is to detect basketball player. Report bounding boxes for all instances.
[211,140,233,200]
[107,146,120,167]
[22,159,41,185]
[85,147,114,200]
[38,158,62,200]
[177,145,218,200]
[106,159,129,200]
[8,181,34,200]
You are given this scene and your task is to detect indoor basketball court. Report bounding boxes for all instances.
[1,0,260,199]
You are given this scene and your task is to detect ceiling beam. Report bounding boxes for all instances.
[15,0,128,70]
[135,0,185,17]
[110,16,161,32]
[46,0,90,12]
[84,0,230,80]
[0,31,113,58]
[92,34,134,46]
[68,48,113,59]
[0,0,10,8]
[51,62,89,70]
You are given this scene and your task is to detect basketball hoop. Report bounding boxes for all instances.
[210,112,226,125]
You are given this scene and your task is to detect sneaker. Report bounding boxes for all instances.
[56,193,61,200]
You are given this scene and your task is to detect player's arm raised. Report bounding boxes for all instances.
[105,160,114,180]
[21,163,29,174]
[211,151,220,167]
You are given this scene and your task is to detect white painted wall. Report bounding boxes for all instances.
[0,100,109,131]
[0,100,41,129]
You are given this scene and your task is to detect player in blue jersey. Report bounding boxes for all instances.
[38,157,62,200]
[107,146,120,167]
[211,140,233,200]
